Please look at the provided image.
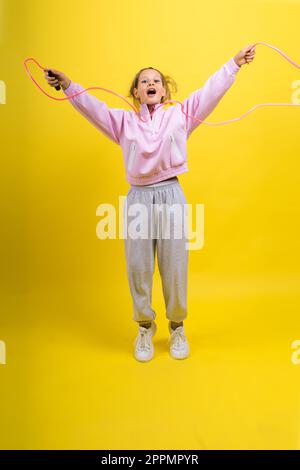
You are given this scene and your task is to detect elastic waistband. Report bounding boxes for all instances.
[130,177,180,191]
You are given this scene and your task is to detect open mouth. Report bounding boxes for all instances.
[147,88,156,97]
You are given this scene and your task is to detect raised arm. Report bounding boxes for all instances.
[44,68,125,145]
[182,44,256,138]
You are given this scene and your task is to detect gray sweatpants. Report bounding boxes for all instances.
[123,177,188,324]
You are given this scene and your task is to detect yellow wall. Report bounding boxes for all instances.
[1,0,300,449]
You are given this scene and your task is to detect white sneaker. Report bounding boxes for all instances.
[168,323,190,359]
[134,322,157,362]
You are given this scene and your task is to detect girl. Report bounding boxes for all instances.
[44,44,256,362]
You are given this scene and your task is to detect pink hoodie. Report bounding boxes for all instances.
[63,57,240,185]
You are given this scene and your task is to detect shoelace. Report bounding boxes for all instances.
[170,327,186,350]
[137,328,152,351]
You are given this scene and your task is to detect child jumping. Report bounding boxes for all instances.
[44,44,256,362]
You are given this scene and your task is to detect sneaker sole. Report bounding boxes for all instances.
[134,354,154,362]
[170,351,189,360]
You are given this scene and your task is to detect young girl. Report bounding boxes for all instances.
[44,44,256,362]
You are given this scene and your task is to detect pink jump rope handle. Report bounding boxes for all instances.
[23,41,300,126]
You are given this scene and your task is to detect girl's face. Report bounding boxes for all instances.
[133,69,166,106]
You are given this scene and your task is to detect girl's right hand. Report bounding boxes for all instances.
[43,68,71,91]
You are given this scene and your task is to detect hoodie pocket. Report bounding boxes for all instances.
[169,133,185,167]
[127,142,137,172]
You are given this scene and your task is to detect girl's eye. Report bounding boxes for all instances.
[141,79,161,83]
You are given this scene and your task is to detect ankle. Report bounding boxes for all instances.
[170,321,183,331]
[139,321,152,329]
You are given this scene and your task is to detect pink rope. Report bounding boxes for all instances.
[23,41,300,126]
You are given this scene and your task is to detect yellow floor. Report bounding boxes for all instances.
[1,272,300,450]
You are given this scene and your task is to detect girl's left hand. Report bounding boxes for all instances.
[234,44,256,67]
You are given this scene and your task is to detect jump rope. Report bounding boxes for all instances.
[23,41,300,126]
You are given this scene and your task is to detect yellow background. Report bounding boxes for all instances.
[1,0,300,449]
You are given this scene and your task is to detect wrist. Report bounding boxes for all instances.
[62,79,71,91]
[233,56,241,68]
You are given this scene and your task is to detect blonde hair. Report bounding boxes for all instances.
[127,67,178,110]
